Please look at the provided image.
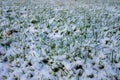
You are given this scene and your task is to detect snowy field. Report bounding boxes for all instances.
[0,0,120,80]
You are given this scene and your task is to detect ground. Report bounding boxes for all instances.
[0,0,120,80]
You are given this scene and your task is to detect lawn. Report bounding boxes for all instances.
[0,0,120,80]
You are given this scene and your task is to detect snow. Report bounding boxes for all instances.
[0,0,120,80]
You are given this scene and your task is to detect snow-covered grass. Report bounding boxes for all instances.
[0,0,120,80]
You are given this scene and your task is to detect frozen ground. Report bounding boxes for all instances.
[0,0,120,80]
